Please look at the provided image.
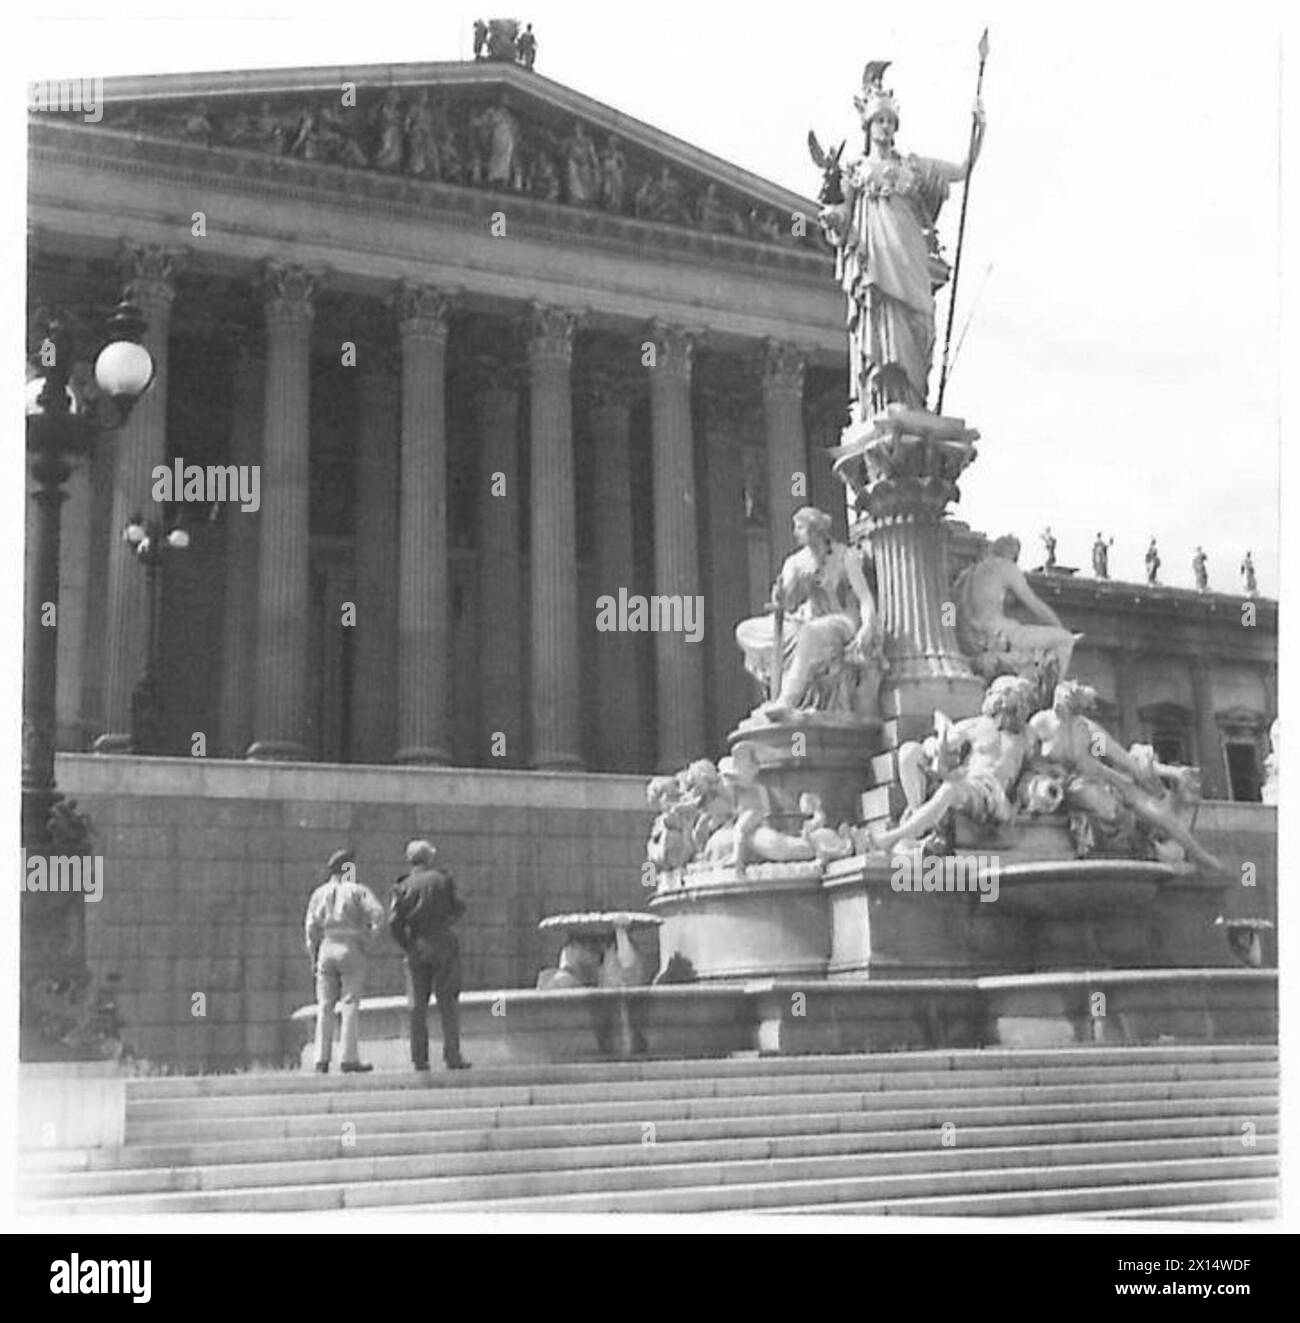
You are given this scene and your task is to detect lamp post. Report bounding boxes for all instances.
[22,301,155,1058]
[121,513,191,755]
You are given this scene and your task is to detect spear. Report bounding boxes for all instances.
[935,27,989,416]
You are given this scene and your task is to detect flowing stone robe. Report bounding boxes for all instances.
[836,152,958,417]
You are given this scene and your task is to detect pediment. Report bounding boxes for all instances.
[37,61,822,253]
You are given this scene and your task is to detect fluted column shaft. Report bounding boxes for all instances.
[394,283,451,765]
[528,305,583,769]
[218,344,264,757]
[96,244,182,751]
[590,383,641,771]
[478,381,525,765]
[55,455,93,749]
[648,321,705,769]
[350,359,400,763]
[871,513,968,684]
[761,340,807,578]
[248,262,315,760]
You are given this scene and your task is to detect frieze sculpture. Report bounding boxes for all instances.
[734,506,885,725]
[93,88,817,248]
[818,60,986,419]
[953,534,1079,694]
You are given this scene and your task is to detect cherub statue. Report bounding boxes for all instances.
[646,775,696,873]
[700,743,816,870]
[799,792,854,864]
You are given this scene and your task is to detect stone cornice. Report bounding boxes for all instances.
[50,60,819,218]
[29,120,833,291]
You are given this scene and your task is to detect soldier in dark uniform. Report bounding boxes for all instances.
[388,839,470,1071]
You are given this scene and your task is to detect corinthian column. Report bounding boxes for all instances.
[647,319,705,769]
[477,366,525,766]
[761,340,808,578]
[393,282,452,765]
[94,242,184,752]
[349,349,400,763]
[527,304,583,769]
[588,366,642,771]
[247,261,315,760]
[217,340,264,757]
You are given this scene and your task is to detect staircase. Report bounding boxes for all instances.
[21,1045,1279,1217]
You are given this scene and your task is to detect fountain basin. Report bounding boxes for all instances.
[650,861,829,981]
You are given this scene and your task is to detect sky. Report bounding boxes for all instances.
[1,0,1286,598]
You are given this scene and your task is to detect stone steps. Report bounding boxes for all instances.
[123,1060,1278,1125]
[121,1076,1276,1146]
[21,1045,1279,1217]
[29,1125,1280,1200]
[123,1043,1274,1098]
[29,1102,1277,1174]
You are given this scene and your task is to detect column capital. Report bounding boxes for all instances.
[394,281,454,339]
[259,259,318,329]
[646,319,697,380]
[761,339,807,395]
[527,303,580,367]
[118,240,187,308]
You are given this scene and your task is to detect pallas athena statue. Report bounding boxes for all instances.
[819,60,986,421]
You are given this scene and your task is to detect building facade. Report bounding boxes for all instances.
[29,60,851,775]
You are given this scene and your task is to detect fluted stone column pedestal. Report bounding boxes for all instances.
[648,320,705,770]
[527,305,583,770]
[94,243,183,753]
[393,283,452,766]
[835,408,986,745]
[247,262,315,762]
[832,408,986,827]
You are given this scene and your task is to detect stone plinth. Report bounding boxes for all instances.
[727,719,882,832]
[980,969,1277,1048]
[832,407,985,742]
[293,968,1277,1064]
[651,861,829,981]
[825,846,1234,979]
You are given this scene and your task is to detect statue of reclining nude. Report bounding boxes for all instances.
[1022,681,1224,871]
[868,674,1037,853]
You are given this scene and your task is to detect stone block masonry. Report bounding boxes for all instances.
[57,754,649,1071]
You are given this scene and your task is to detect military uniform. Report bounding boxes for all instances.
[388,863,468,1069]
[304,868,386,1071]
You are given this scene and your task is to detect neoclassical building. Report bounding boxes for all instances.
[29,57,1277,791]
[29,58,853,775]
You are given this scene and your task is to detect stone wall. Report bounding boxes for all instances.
[58,755,650,1071]
[56,756,1275,1072]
